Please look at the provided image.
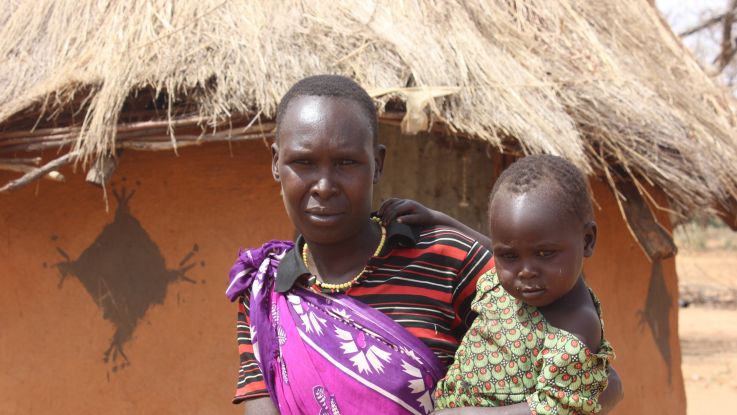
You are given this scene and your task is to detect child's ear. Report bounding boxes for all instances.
[583,221,597,257]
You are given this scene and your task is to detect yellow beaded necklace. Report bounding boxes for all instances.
[302,217,386,293]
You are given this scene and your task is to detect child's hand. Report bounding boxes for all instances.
[377,198,492,250]
[377,198,437,226]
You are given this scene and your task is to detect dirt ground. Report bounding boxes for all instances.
[675,223,737,414]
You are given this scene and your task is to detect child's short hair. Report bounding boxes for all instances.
[276,74,378,143]
[489,154,593,222]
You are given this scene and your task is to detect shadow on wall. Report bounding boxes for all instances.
[639,259,673,383]
[44,184,202,374]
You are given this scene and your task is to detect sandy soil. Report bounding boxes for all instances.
[676,248,737,414]
[679,307,737,413]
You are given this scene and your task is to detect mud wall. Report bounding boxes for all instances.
[0,126,685,414]
[0,140,292,414]
[584,180,686,415]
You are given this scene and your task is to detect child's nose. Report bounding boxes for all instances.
[517,266,537,279]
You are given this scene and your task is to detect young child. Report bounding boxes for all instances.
[379,155,614,415]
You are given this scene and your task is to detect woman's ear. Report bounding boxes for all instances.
[373,144,387,184]
[583,221,598,257]
[271,143,280,182]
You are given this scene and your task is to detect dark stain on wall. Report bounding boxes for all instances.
[639,259,673,383]
[51,187,199,372]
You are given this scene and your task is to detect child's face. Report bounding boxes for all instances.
[272,95,385,245]
[489,190,596,308]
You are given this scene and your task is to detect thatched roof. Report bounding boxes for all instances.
[1,0,736,223]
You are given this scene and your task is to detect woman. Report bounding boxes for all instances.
[226,75,621,414]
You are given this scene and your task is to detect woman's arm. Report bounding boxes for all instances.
[377,198,491,249]
[244,397,279,415]
[232,296,277,413]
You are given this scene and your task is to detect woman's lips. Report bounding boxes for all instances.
[305,210,343,224]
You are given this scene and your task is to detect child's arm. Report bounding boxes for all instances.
[377,198,491,249]
[434,307,619,414]
[432,372,621,415]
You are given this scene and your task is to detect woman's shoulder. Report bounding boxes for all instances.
[225,239,294,301]
[234,239,295,271]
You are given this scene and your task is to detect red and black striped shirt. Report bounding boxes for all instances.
[233,222,493,403]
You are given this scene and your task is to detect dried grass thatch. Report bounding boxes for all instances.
[1,0,736,220]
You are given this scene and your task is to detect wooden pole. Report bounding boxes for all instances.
[0,151,79,193]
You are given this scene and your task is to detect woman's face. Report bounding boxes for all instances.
[272,95,384,245]
[489,190,595,308]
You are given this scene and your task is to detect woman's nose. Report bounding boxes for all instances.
[311,171,338,199]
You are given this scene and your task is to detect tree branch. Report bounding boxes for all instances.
[680,12,727,37]
[716,0,737,72]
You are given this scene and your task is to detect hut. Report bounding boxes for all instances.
[1,1,736,414]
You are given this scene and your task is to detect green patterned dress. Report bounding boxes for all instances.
[433,269,614,414]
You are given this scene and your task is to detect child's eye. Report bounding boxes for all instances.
[497,253,517,261]
[291,159,311,165]
[537,250,555,257]
[337,159,357,166]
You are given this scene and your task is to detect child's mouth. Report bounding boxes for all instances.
[519,287,546,298]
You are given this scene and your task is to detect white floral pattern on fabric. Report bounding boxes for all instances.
[332,308,351,320]
[277,325,287,345]
[401,360,434,413]
[271,302,280,324]
[401,346,424,365]
[287,294,304,312]
[280,357,289,384]
[335,327,392,374]
[302,312,328,336]
[313,385,342,415]
[252,255,271,296]
[288,293,328,335]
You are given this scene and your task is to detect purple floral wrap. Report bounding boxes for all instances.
[226,240,446,414]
